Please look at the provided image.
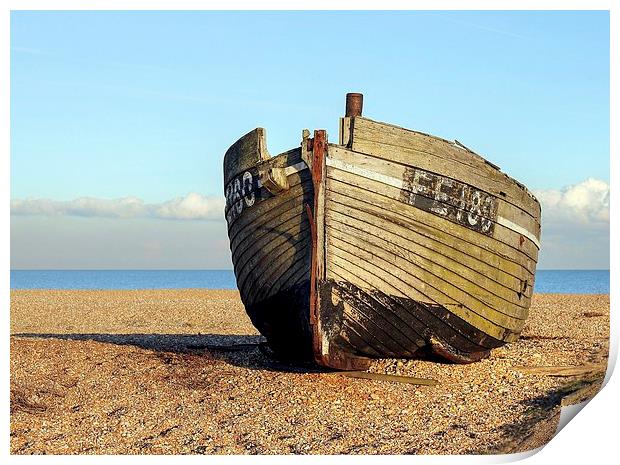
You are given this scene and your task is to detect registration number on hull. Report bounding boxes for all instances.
[225,171,257,223]
[400,166,498,235]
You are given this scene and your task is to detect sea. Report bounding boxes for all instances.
[9,269,610,294]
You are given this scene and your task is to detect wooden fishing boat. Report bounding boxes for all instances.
[224,93,541,371]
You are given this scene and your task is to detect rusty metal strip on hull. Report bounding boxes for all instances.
[307,130,372,371]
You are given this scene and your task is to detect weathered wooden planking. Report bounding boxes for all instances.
[326,170,537,277]
[328,244,520,342]
[334,295,407,357]
[343,116,491,169]
[325,139,533,334]
[326,199,531,300]
[326,217,530,322]
[353,118,496,173]
[328,268,427,349]
[224,112,540,366]
[243,240,310,305]
[326,216,530,324]
[226,168,308,229]
[330,282,419,356]
[327,145,540,255]
[227,142,302,184]
[228,176,311,285]
[328,232,525,340]
[256,245,311,303]
[326,163,539,264]
[223,127,271,186]
[328,145,541,240]
[231,203,308,268]
[329,263,504,352]
[348,117,541,219]
[349,136,542,235]
[338,313,391,357]
[327,230,526,334]
[326,208,532,310]
[228,182,309,251]
[328,180,531,290]
[281,253,312,290]
[233,224,308,304]
[329,266,428,347]
[242,246,308,306]
[327,241,431,303]
[339,116,353,147]
[330,266,440,351]
[224,133,313,310]
[332,148,506,233]
[235,219,310,295]
[328,264,499,354]
[229,176,311,302]
[225,147,303,223]
[232,208,308,266]
[228,175,309,257]
[330,237,480,335]
[226,159,309,231]
[271,236,312,290]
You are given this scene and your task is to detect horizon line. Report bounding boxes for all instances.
[10,268,611,272]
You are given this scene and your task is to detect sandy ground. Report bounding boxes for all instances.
[10,290,609,455]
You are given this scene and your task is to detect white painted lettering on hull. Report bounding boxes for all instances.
[325,157,540,248]
[225,161,309,223]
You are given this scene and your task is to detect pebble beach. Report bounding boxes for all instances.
[10,290,609,455]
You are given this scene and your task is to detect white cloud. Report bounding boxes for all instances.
[534,178,609,226]
[11,193,225,221]
[533,178,609,269]
[10,178,610,269]
[155,193,225,220]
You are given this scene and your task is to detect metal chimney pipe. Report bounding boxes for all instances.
[345,93,363,117]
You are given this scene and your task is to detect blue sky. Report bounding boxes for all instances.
[10,11,610,269]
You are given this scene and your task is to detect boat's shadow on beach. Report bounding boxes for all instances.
[12,333,332,374]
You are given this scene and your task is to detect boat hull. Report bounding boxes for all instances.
[223,117,541,369]
[224,128,314,360]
